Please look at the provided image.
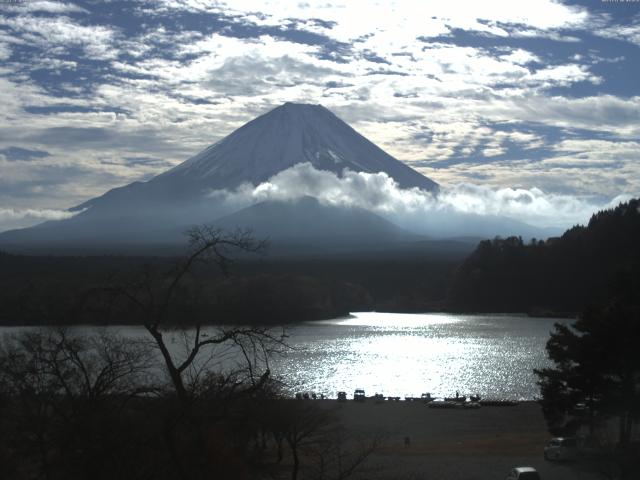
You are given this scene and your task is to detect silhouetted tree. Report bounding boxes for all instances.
[536,303,640,446]
[0,329,155,479]
[88,226,287,402]
[77,227,290,480]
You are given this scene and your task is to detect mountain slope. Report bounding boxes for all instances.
[159,102,437,190]
[74,102,437,215]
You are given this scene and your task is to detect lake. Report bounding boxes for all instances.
[0,312,570,400]
[272,312,568,400]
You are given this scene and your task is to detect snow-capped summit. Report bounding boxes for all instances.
[155,102,437,192]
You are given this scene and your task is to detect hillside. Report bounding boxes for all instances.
[446,199,640,314]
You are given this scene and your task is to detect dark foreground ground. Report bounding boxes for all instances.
[324,400,599,480]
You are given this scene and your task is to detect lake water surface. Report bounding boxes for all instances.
[274,312,569,401]
[0,312,570,400]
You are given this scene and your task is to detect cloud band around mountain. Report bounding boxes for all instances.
[0,163,632,237]
[208,162,632,232]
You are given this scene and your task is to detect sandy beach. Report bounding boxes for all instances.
[321,400,599,480]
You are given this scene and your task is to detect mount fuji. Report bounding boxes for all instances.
[0,103,439,253]
[74,102,437,216]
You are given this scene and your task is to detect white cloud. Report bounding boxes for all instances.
[525,64,601,87]
[3,1,88,14]
[479,95,640,137]
[421,143,640,198]
[508,27,581,42]
[552,139,640,158]
[208,162,632,231]
[482,146,506,157]
[0,41,9,60]
[501,48,540,65]
[0,207,78,233]
[161,0,588,40]
[1,14,118,59]
[591,16,640,47]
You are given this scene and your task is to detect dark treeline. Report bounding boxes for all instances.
[0,245,468,326]
[447,199,640,315]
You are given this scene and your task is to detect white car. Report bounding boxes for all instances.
[544,437,578,461]
[505,467,541,480]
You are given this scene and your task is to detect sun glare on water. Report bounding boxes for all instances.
[275,312,563,400]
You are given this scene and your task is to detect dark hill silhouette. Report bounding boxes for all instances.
[447,198,640,314]
[213,196,415,249]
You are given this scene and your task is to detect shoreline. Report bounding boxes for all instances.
[0,308,577,328]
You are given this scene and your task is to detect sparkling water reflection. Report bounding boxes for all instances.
[271,312,569,400]
[0,312,569,401]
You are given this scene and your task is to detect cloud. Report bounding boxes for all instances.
[524,64,601,88]
[1,14,118,59]
[166,0,588,41]
[0,41,10,60]
[0,207,78,233]
[208,162,633,231]
[591,16,640,47]
[0,146,50,161]
[204,54,339,97]
[3,1,88,14]
[480,95,640,137]
[500,48,540,65]
[482,146,507,157]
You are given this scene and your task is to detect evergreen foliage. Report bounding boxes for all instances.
[448,199,640,314]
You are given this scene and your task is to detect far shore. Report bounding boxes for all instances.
[0,309,577,328]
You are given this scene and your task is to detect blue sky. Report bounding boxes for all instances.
[0,0,638,231]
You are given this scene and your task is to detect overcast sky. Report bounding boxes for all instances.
[0,0,638,231]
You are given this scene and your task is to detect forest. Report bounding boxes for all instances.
[0,240,469,326]
[446,199,640,315]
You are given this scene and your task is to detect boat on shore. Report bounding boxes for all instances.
[421,393,435,403]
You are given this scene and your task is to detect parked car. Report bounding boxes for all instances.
[354,388,366,402]
[337,391,347,402]
[505,466,540,480]
[544,437,578,461]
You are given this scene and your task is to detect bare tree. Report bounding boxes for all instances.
[88,226,287,402]
[0,328,155,480]
[69,227,295,479]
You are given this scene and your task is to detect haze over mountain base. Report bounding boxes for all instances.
[0,103,630,254]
